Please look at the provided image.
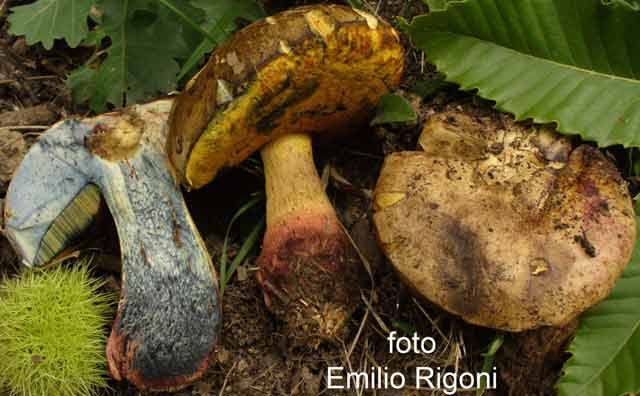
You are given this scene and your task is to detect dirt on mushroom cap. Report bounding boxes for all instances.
[373,110,637,331]
[167,4,404,189]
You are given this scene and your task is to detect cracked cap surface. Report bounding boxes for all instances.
[373,111,636,331]
[167,4,404,189]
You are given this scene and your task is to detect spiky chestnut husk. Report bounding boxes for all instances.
[0,262,113,396]
[256,134,362,347]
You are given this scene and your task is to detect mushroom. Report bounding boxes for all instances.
[167,5,404,344]
[3,99,220,390]
[372,110,637,331]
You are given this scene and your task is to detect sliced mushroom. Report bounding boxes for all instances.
[3,99,220,390]
[373,111,636,331]
[167,5,404,345]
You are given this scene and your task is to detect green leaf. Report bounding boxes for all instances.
[70,0,203,111]
[177,0,265,81]
[410,78,453,98]
[67,64,98,105]
[81,27,108,47]
[391,320,418,336]
[219,194,264,296]
[8,0,94,50]
[344,0,365,9]
[406,0,640,148]
[157,0,218,44]
[477,334,503,396]
[421,0,453,12]
[605,0,640,10]
[222,217,264,293]
[556,218,640,396]
[371,94,417,126]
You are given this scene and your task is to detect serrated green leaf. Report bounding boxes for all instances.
[70,0,203,111]
[8,0,94,50]
[556,218,640,396]
[81,27,107,47]
[406,0,640,148]
[371,94,417,126]
[177,0,265,81]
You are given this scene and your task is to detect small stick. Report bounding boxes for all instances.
[0,75,60,85]
[218,360,238,396]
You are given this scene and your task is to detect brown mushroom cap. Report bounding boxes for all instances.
[167,4,403,189]
[373,111,636,331]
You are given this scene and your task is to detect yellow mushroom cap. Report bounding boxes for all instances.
[167,4,404,189]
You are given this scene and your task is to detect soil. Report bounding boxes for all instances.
[0,1,623,396]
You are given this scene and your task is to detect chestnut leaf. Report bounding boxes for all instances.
[68,0,203,112]
[8,0,94,50]
[557,216,640,396]
[406,0,640,148]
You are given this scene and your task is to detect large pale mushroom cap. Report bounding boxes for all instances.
[373,111,636,331]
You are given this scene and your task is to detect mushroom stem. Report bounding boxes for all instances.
[4,100,221,391]
[261,134,334,227]
[257,133,360,346]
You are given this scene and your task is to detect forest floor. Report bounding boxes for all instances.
[0,1,618,395]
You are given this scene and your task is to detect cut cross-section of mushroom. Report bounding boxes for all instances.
[373,111,637,331]
[167,4,404,345]
[3,99,221,390]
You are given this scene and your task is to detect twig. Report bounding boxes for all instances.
[21,132,44,138]
[247,363,277,386]
[347,303,369,361]
[411,297,448,340]
[288,379,304,396]
[218,360,238,396]
[0,75,60,85]
[360,291,390,334]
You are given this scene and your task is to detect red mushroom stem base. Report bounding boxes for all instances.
[257,133,361,346]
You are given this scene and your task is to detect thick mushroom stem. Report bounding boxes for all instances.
[3,101,220,391]
[257,133,360,346]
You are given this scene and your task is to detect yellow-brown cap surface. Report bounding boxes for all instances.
[167,4,404,189]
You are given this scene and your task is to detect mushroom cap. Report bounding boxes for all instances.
[373,111,637,331]
[167,4,404,189]
[4,99,173,267]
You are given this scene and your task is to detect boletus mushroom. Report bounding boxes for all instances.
[167,5,404,344]
[373,110,636,331]
[3,99,220,390]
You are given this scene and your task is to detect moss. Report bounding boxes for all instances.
[0,262,113,396]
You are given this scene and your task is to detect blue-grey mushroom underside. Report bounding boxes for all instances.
[3,99,220,391]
